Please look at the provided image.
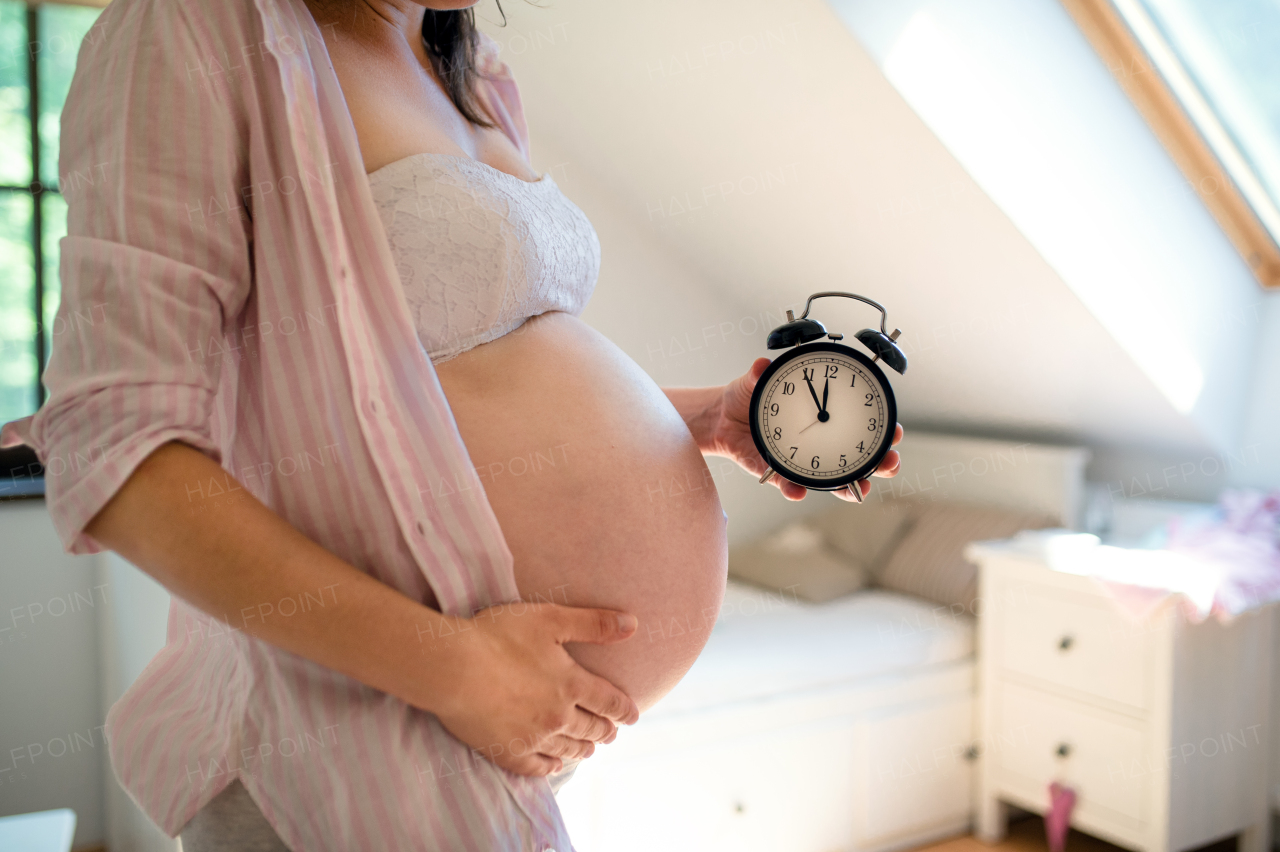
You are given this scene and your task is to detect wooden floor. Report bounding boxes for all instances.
[911,816,1239,852]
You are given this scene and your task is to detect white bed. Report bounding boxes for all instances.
[557,581,978,852]
[659,582,974,714]
[557,432,1090,852]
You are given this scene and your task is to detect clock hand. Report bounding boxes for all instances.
[799,373,833,436]
[804,376,823,414]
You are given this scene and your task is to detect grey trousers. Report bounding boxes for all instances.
[177,761,581,850]
[178,780,290,852]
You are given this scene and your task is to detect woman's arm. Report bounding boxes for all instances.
[85,439,639,776]
[663,357,902,501]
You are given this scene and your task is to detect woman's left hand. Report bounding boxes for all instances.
[703,357,903,502]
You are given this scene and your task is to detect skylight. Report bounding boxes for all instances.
[1116,0,1280,252]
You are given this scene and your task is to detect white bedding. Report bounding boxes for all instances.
[650,579,974,715]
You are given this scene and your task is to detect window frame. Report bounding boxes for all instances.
[1,0,106,499]
[3,2,51,412]
[1060,0,1280,289]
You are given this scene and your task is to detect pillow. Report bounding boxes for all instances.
[728,519,867,603]
[809,498,914,577]
[877,502,1059,612]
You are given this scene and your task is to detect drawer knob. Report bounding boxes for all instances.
[964,744,981,760]
[1056,742,1072,758]
[1058,635,1074,651]
[734,801,745,814]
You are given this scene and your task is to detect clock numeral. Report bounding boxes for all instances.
[802,367,815,382]
[810,455,821,470]
[769,403,779,416]
[789,446,798,459]
[839,454,847,467]
[782,382,795,396]
[772,427,782,440]
[857,441,865,454]
[825,364,839,378]
[850,374,856,388]
[865,393,874,407]
[868,418,877,432]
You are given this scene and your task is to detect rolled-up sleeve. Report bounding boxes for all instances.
[0,0,252,554]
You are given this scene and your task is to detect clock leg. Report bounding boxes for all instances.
[759,468,775,485]
[845,482,863,503]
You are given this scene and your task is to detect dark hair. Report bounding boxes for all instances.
[420,4,506,129]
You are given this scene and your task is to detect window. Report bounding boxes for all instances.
[1062,0,1280,288]
[0,0,103,496]
[0,0,104,427]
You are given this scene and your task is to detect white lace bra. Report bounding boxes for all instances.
[366,152,601,363]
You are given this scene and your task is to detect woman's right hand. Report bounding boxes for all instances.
[80,440,638,779]
[429,601,642,776]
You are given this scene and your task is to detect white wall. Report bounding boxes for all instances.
[831,0,1264,458]
[0,500,175,852]
[0,500,106,849]
[828,0,1280,501]
[1234,291,1280,489]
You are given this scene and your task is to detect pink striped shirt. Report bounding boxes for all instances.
[1,0,574,848]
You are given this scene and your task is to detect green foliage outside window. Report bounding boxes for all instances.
[0,0,103,425]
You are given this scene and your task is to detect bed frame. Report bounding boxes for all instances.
[866,430,1090,529]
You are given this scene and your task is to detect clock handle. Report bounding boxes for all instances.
[798,292,890,334]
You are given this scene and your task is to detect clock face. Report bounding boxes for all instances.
[750,342,896,489]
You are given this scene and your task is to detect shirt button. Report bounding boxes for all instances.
[415,520,426,537]
[366,397,380,416]
[339,264,351,282]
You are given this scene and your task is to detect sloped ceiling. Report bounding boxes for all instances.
[478,0,1214,456]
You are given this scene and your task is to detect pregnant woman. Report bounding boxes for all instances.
[1,0,900,849]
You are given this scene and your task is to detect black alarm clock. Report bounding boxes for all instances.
[749,291,907,503]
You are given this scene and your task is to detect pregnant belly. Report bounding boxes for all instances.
[434,311,728,712]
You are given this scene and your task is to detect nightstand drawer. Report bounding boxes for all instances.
[995,683,1148,825]
[998,585,1150,710]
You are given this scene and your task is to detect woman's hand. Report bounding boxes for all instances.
[85,441,637,782]
[429,601,642,777]
[702,357,904,502]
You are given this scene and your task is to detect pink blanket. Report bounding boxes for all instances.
[1096,489,1280,624]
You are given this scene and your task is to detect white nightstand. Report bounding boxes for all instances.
[967,534,1273,852]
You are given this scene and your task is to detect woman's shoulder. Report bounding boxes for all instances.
[90,0,262,42]
[80,0,268,97]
